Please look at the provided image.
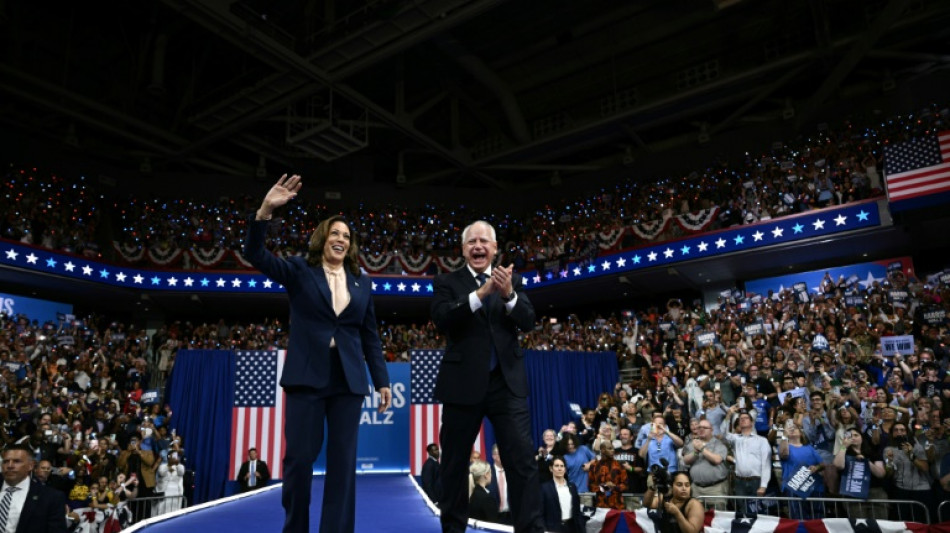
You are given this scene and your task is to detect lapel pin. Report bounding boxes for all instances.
[354,282,359,287]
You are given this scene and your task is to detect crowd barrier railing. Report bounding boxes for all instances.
[579,493,932,524]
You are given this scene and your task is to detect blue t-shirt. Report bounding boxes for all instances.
[781,443,825,497]
[753,398,771,432]
[644,435,679,472]
[564,445,596,491]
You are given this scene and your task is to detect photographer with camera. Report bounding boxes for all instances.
[643,469,704,533]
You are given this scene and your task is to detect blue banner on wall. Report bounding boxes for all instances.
[312,362,410,474]
[0,292,73,325]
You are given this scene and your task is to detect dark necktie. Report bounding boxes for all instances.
[475,272,498,371]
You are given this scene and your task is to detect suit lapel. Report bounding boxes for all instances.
[311,265,334,310]
[18,482,40,530]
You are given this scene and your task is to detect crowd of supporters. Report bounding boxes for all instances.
[536,267,950,523]
[0,313,188,530]
[5,103,948,274]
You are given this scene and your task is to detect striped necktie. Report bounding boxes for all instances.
[0,486,21,532]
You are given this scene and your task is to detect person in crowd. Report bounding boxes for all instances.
[1,444,67,533]
[803,391,837,495]
[614,427,647,494]
[638,413,680,474]
[421,443,442,503]
[680,419,728,510]
[555,432,596,493]
[154,452,185,515]
[720,411,771,516]
[535,429,557,483]
[245,174,392,533]
[236,447,270,493]
[488,444,512,524]
[540,457,585,533]
[588,442,628,510]
[642,471,704,533]
[468,460,497,523]
[778,420,825,519]
[883,422,934,523]
[429,220,543,533]
[833,428,888,519]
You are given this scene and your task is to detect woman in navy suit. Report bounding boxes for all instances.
[540,456,586,533]
[245,174,392,533]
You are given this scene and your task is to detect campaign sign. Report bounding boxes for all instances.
[786,465,818,498]
[696,332,717,348]
[844,295,865,308]
[887,261,903,273]
[888,290,908,304]
[744,322,764,337]
[839,456,870,499]
[922,308,946,326]
[140,390,161,405]
[880,335,914,356]
[313,362,409,473]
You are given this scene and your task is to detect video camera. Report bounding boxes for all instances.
[650,457,672,495]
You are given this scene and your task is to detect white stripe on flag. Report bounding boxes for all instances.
[232,409,245,479]
[273,350,286,478]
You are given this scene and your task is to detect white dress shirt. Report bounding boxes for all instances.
[0,477,30,533]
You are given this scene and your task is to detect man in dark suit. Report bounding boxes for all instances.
[420,443,442,503]
[1,444,67,533]
[237,447,271,492]
[430,220,544,533]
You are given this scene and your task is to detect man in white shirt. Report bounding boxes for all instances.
[489,445,512,525]
[720,410,771,516]
[1,443,67,533]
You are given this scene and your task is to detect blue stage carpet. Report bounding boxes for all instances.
[127,474,500,532]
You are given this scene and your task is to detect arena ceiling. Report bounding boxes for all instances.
[2,0,950,190]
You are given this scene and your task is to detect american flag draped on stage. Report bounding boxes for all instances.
[409,349,486,475]
[229,350,286,480]
[884,130,950,205]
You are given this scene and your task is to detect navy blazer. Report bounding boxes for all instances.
[540,479,585,533]
[244,220,389,393]
[16,480,67,533]
[430,267,535,405]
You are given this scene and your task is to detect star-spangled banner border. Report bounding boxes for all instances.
[0,202,882,297]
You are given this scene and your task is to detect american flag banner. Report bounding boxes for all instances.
[884,130,950,204]
[229,350,286,480]
[410,349,486,475]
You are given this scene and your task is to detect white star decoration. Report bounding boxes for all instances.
[616,257,626,268]
[168,277,178,287]
[697,241,708,252]
[663,248,674,258]
[834,214,847,226]
[772,226,784,238]
[64,261,75,271]
[752,231,764,242]
[4,249,17,260]
[184,277,194,287]
[715,238,726,248]
[115,272,127,282]
[813,218,825,230]
[133,274,144,284]
[26,253,38,264]
[648,251,657,261]
[82,265,93,276]
[601,260,611,271]
[263,279,273,288]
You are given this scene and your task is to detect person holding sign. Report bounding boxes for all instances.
[833,429,888,519]
[777,420,824,520]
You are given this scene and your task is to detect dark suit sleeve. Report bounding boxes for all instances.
[260,461,271,484]
[430,273,476,333]
[237,461,249,482]
[243,218,299,288]
[46,486,68,533]
[503,274,536,332]
[359,285,390,390]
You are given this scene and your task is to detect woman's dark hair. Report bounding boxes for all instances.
[307,215,361,276]
[553,432,581,455]
[671,471,691,485]
[550,454,566,467]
